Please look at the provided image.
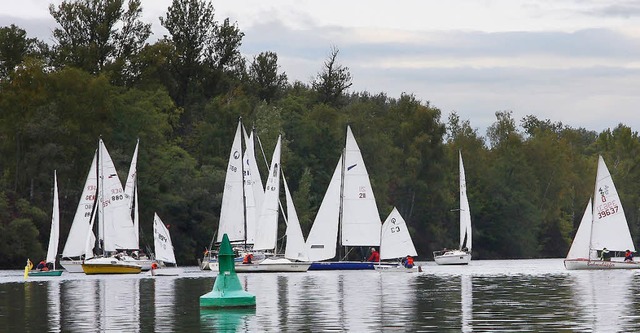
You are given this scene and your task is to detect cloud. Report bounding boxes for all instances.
[239,20,640,133]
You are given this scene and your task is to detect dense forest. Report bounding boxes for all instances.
[2,0,640,268]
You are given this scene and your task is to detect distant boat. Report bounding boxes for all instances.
[434,151,472,265]
[201,119,265,270]
[209,136,310,272]
[122,139,153,271]
[81,138,141,275]
[59,153,98,273]
[151,213,180,276]
[564,155,640,270]
[306,126,395,271]
[374,207,420,273]
[29,171,64,277]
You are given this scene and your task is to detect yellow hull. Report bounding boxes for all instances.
[82,263,141,275]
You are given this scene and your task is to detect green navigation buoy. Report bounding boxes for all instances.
[200,233,256,308]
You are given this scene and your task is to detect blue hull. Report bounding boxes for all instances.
[308,261,376,270]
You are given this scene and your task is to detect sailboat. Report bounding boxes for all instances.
[374,207,420,272]
[201,119,265,270]
[81,138,141,274]
[151,213,180,276]
[120,139,153,271]
[564,155,640,270]
[29,171,64,277]
[59,153,98,273]
[434,151,472,265]
[306,126,395,270]
[209,135,310,272]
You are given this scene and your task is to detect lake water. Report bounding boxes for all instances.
[1,259,639,332]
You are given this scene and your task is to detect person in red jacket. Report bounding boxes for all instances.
[368,248,380,262]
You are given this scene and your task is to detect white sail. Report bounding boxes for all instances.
[242,127,264,245]
[566,200,593,259]
[459,151,472,251]
[46,171,60,265]
[253,136,282,251]
[341,126,381,246]
[216,120,246,243]
[99,139,137,252]
[591,155,635,252]
[306,157,342,261]
[283,175,308,261]
[125,139,139,248]
[62,152,97,258]
[380,207,417,260]
[153,213,176,264]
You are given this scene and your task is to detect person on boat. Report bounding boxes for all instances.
[368,248,380,262]
[151,262,159,270]
[402,255,414,268]
[625,250,634,262]
[36,260,48,271]
[242,253,253,264]
[600,248,610,261]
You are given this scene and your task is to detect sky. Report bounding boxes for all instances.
[2,0,640,135]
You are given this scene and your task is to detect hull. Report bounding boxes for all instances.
[374,264,420,273]
[199,258,211,270]
[209,259,310,273]
[308,261,398,271]
[121,258,153,271]
[82,257,142,275]
[59,259,84,273]
[151,268,181,276]
[434,251,471,265]
[29,270,64,277]
[564,258,640,270]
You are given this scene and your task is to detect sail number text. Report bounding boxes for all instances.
[596,200,619,219]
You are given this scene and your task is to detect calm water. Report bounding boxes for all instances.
[1,259,640,332]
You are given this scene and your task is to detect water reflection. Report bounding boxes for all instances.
[570,270,634,331]
[461,274,472,333]
[200,308,256,331]
[4,260,640,331]
[154,277,175,332]
[48,280,61,331]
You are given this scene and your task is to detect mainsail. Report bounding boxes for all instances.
[45,171,60,265]
[459,151,472,251]
[590,156,635,252]
[253,136,282,251]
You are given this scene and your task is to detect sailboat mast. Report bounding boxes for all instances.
[338,147,346,260]
[240,118,248,250]
[98,139,105,256]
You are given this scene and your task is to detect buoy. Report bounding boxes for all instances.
[200,233,256,308]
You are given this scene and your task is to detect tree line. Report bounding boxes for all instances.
[2,0,639,268]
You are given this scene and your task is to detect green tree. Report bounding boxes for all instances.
[49,0,151,81]
[312,46,352,107]
[248,51,287,103]
[0,24,46,80]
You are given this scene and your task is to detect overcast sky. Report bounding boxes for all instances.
[2,0,640,135]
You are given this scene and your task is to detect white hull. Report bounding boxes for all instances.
[374,264,420,273]
[434,251,471,265]
[151,267,181,276]
[121,257,153,271]
[59,259,84,273]
[209,258,310,272]
[564,258,640,270]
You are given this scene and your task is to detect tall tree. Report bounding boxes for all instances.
[49,0,151,81]
[312,46,352,107]
[248,51,287,103]
[0,24,47,81]
[160,0,215,106]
